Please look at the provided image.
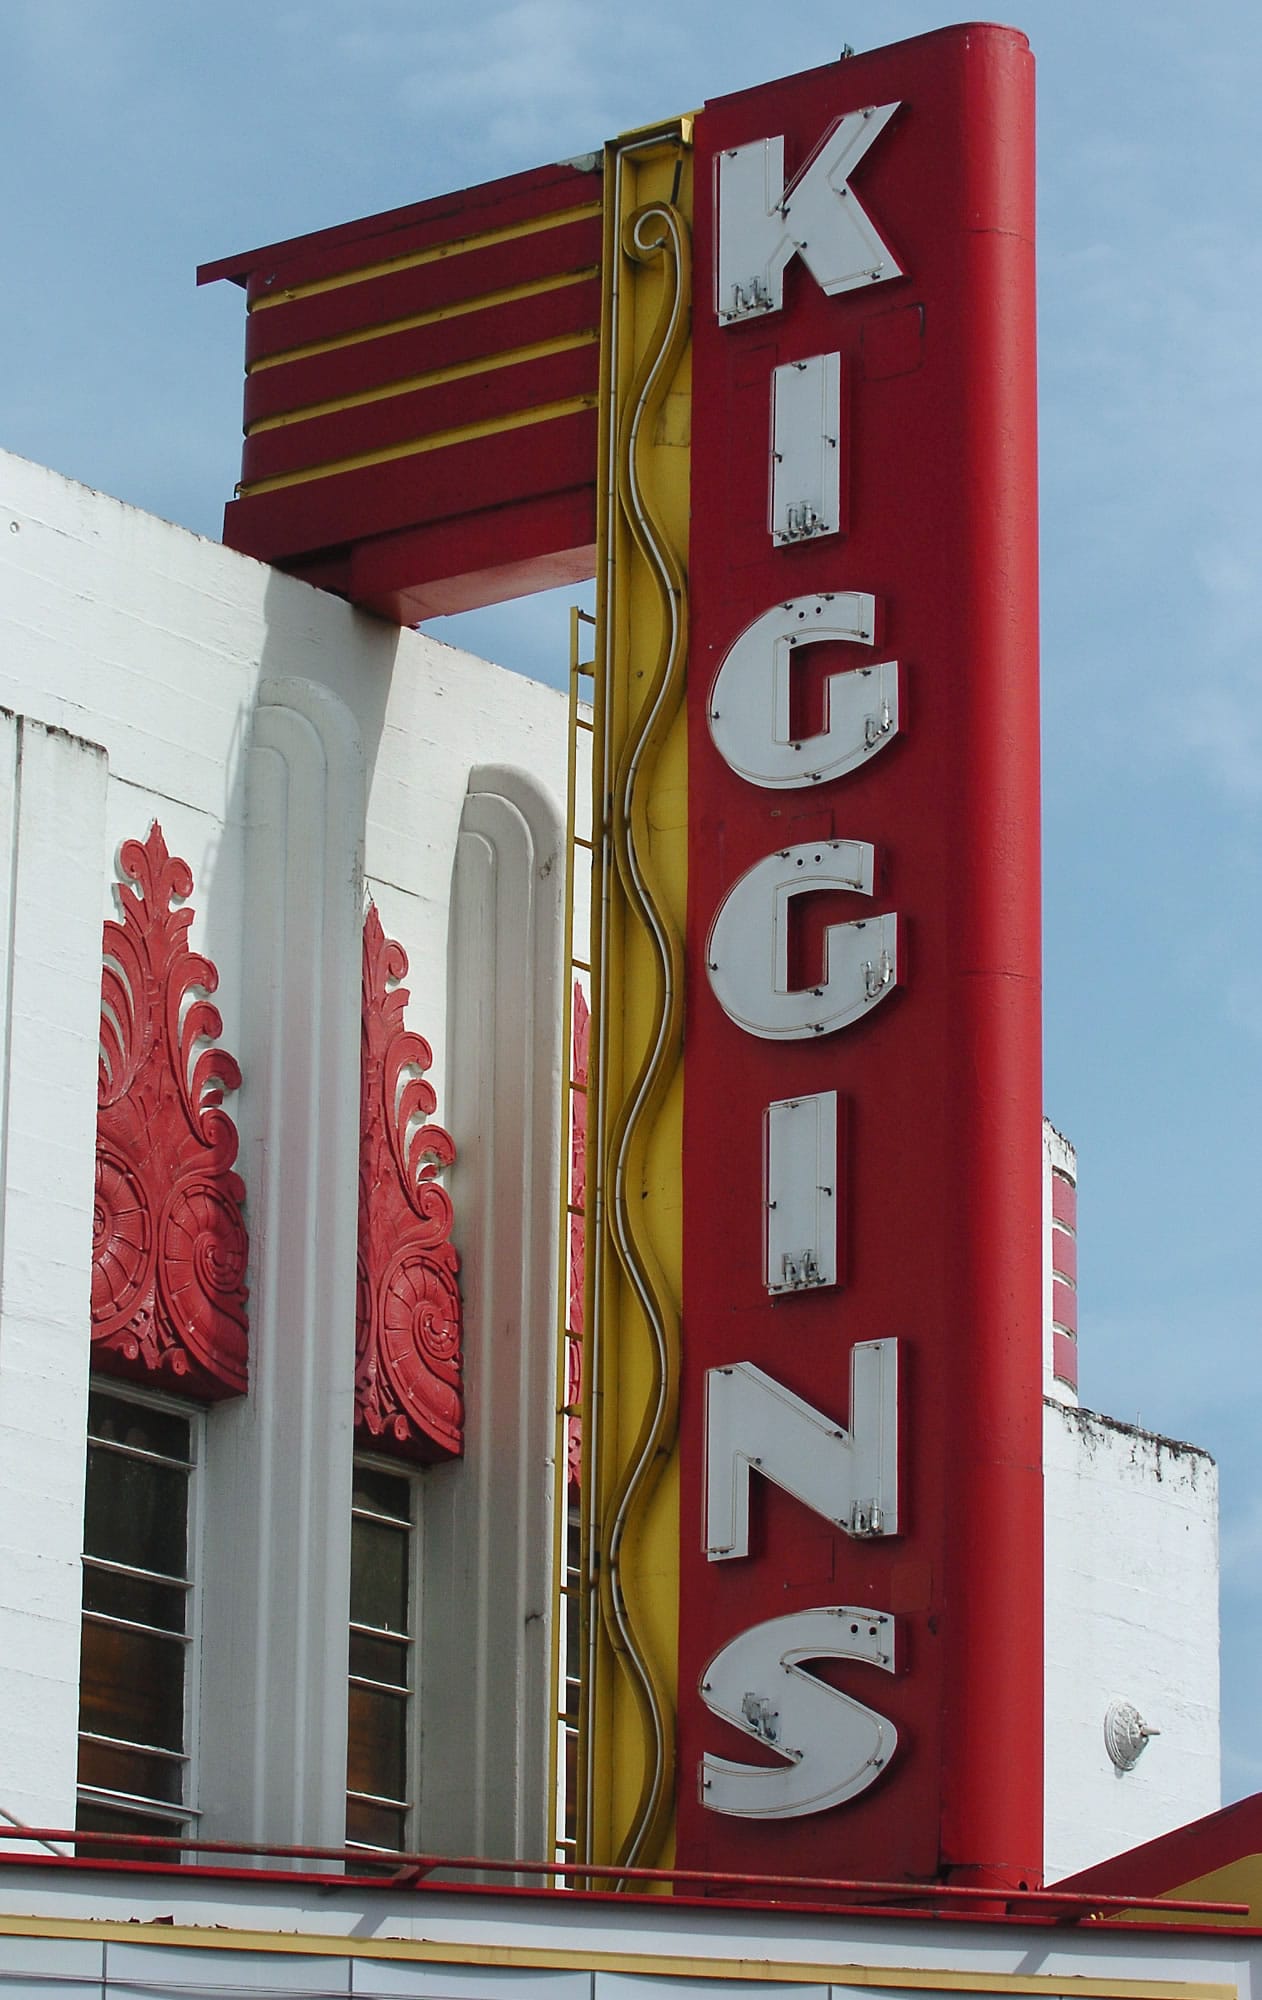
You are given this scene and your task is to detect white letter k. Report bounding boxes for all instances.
[716,104,902,324]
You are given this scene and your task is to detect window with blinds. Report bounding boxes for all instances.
[76,1389,199,1851]
[346,1461,416,1854]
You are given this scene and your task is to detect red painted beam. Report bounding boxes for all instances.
[223,408,598,566]
[197,159,601,293]
[351,487,597,621]
[244,216,601,367]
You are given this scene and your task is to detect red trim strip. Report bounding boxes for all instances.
[242,281,602,427]
[350,489,596,620]
[241,346,598,486]
[197,160,602,291]
[1052,1227,1077,1283]
[243,218,602,366]
[221,408,598,565]
[1052,1329,1079,1389]
[0,1828,1246,1919]
[1052,1278,1078,1335]
[1051,1173,1077,1228]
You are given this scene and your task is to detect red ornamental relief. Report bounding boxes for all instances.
[355,903,463,1461]
[93,823,249,1400]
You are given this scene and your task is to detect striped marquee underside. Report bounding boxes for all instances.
[199,158,604,621]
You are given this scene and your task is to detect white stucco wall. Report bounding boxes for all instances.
[0,449,569,1853]
[0,448,567,1072]
[1043,1398,1220,1882]
[0,714,107,1842]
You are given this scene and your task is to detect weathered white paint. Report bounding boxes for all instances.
[0,449,567,1853]
[0,714,108,1838]
[198,678,366,1850]
[1,1864,1260,1989]
[1044,1397,1220,1881]
[420,766,566,1866]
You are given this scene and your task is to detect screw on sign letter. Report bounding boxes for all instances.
[706,839,897,1039]
[355,902,463,1462]
[716,105,902,322]
[770,354,843,546]
[700,1608,897,1816]
[704,1341,898,1561]
[707,592,898,789]
[93,823,249,1400]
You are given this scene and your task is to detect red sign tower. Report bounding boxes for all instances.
[679,28,1042,1887]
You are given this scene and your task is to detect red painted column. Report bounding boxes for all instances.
[678,26,1043,1889]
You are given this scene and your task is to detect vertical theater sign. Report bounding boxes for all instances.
[204,23,1042,1892]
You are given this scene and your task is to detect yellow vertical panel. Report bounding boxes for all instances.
[579,122,692,1878]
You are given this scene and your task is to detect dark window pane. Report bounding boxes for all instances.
[349,1629,409,1687]
[347,1461,414,1859]
[346,1796,408,1854]
[347,1683,407,1804]
[564,1728,578,1847]
[79,1618,185,1751]
[566,1600,580,1686]
[352,1466,411,1523]
[83,1444,187,1578]
[88,1393,191,1465]
[77,1735,183,1805]
[565,1509,582,1693]
[75,1800,187,1866]
[83,1561,186,1633]
[349,1516,408,1632]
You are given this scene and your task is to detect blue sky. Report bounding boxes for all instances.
[5,2,1262,1804]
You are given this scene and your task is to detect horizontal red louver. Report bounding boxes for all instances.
[198,158,604,622]
[1050,1167,1078,1389]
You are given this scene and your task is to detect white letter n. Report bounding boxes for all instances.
[704,1340,899,1559]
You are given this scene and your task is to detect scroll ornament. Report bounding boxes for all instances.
[93,823,249,1399]
[355,903,463,1461]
